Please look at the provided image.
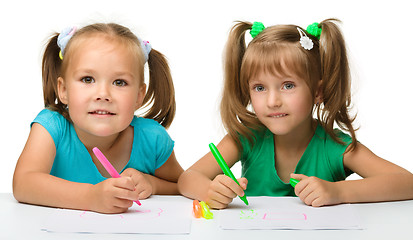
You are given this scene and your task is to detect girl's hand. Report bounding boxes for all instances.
[291,173,342,207]
[121,168,153,200]
[91,177,139,213]
[205,175,248,209]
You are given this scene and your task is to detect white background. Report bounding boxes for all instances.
[1,0,412,193]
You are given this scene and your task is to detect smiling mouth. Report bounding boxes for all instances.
[89,110,116,115]
[269,113,287,118]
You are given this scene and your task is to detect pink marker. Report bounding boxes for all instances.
[92,147,141,206]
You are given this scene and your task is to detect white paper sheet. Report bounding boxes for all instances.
[219,197,362,230]
[42,196,192,234]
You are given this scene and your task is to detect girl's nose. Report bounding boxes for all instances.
[95,83,111,102]
[267,91,282,108]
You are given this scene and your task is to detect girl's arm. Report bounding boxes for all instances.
[339,143,413,203]
[13,123,139,213]
[152,151,184,194]
[293,143,413,206]
[121,151,184,198]
[177,135,247,209]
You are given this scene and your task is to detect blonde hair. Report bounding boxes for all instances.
[42,23,175,128]
[221,19,357,151]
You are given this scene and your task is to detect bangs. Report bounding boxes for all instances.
[61,31,145,79]
[241,43,309,84]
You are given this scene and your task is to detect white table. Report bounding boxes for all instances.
[1,193,413,240]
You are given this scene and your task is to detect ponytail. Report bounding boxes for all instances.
[317,19,357,151]
[41,33,70,120]
[221,21,262,150]
[143,49,176,129]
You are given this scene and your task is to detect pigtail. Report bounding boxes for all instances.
[42,34,70,120]
[317,19,357,151]
[221,21,261,150]
[142,49,176,129]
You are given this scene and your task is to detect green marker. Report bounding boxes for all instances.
[209,143,249,205]
[290,178,300,188]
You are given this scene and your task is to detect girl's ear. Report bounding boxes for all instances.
[314,79,323,105]
[135,83,147,110]
[57,77,68,104]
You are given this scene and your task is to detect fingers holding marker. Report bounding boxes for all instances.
[214,175,242,198]
[209,143,249,205]
[93,147,141,206]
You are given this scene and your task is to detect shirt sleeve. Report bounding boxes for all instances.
[153,125,174,169]
[31,109,65,149]
[135,119,175,172]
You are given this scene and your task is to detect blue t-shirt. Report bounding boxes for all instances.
[31,109,174,185]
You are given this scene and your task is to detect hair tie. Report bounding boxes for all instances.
[306,22,322,39]
[138,38,152,62]
[57,27,77,60]
[297,27,314,50]
[250,22,265,38]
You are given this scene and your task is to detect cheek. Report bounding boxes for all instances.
[120,92,140,111]
[250,95,263,113]
[66,90,86,107]
[290,93,313,114]
[66,89,89,107]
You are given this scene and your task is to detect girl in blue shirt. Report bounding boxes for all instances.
[13,23,183,213]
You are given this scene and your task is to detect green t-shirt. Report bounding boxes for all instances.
[239,124,353,196]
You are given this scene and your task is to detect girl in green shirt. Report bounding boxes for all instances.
[178,19,413,209]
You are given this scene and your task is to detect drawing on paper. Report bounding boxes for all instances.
[42,198,192,234]
[131,208,164,219]
[239,209,307,221]
[240,209,258,219]
[262,212,307,220]
[78,208,165,221]
[220,197,362,230]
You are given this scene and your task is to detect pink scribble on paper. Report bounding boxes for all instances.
[132,208,164,219]
[156,208,164,217]
[262,212,307,221]
[134,209,151,214]
[77,208,165,221]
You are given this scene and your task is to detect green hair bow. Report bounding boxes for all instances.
[250,22,265,38]
[306,22,322,39]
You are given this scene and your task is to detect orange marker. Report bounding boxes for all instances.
[193,200,202,218]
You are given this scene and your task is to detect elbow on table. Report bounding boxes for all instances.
[12,177,25,203]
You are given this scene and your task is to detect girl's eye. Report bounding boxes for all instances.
[81,76,94,84]
[254,85,265,92]
[113,79,127,87]
[283,82,295,90]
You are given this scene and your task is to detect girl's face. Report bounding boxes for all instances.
[249,69,316,137]
[58,35,146,138]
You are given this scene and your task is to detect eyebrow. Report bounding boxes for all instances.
[72,69,136,78]
[71,68,95,76]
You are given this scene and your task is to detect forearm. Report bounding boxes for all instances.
[144,173,181,195]
[177,169,212,201]
[339,172,413,203]
[13,172,94,210]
